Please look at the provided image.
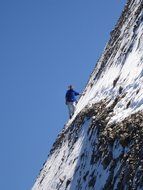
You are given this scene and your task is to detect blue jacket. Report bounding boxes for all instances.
[65,89,80,102]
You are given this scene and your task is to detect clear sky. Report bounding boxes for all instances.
[0,0,126,189]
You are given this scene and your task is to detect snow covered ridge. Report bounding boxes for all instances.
[75,0,143,124]
[32,101,143,190]
[32,0,143,189]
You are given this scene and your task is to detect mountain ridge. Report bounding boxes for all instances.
[32,0,143,189]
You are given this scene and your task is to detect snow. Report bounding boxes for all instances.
[32,1,143,189]
[32,119,91,190]
[112,140,123,159]
[94,162,110,190]
[68,7,143,126]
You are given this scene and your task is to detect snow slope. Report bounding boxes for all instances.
[32,0,143,189]
[72,0,143,124]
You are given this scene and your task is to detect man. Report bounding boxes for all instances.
[65,85,80,119]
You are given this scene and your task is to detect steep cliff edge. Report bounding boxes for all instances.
[32,0,143,189]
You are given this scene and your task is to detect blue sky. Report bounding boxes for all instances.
[0,0,126,189]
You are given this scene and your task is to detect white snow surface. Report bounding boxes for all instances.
[32,1,143,190]
[71,10,143,126]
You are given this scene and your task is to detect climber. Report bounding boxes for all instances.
[65,85,81,119]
